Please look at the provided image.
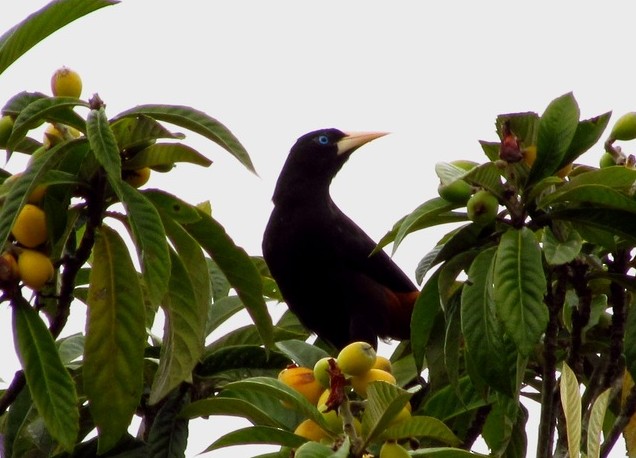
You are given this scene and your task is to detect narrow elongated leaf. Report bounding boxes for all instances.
[560,112,611,168]
[463,162,505,198]
[205,296,245,336]
[149,250,206,405]
[587,388,611,458]
[122,143,212,169]
[557,165,636,190]
[528,93,580,184]
[0,0,118,75]
[294,441,336,458]
[362,381,413,444]
[144,189,202,224]
[7,97,87,149]
[411,269,442,373]
[203,426,305,454]
[114,105,255,173]
[147,391,189,458]
[411,447,488,457]
[461,248,513,395]
[184,209,273,348]
[118,183,171,305]
[552,208,636,246]
[494,228,548,356]
[86,107,121,183]
[223,377,331,432]
[180,397,284,427]
[560,363,581,458]
[541,184,636,214]
[275,339,330,368]
[109,114,183,151]
[380,416,460,446]
[391,197,461,254]
[12,297,79,451]
[84,226,145,453]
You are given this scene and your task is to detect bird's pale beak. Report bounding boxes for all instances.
[336,131,389,156]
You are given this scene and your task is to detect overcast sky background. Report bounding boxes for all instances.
[1,1,636,457]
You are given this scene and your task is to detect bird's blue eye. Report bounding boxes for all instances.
[317,135,329,145]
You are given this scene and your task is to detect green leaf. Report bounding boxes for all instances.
[294,441,338,458]
[541,224,583,266]
[109,114,183,151]
[12,298,79,451]
[149,250,206,405]
[541,184,636,214]
[180,397,284,427]
[556,165,636,190]
[463,162,505,199]
[223,377,332,432]
[114,104,255,173]
[86,107,122,183]
[202,426,305,454]
[411,447,489,457]
[361,381,413,444]
[147,391,189,458]
[276,339,330,367]
[205,295,245,337]
[559,112,611,168]
[551,208,636,246]
[184,209,273,348]
[624,307,636,381]
[496,111,540,147]
[84,225,146,453]
[494,228,548,356]
[144,189,201,224]
[528,92,580,184]
[122,142,212,169]
[411,270,442,373]
[380,416,460,446]
[118,183,171,306]
[560,363,581,458]
[197,345,289,381]
[461,248,513,395]
[0,0,118,75]
[587,388,611,458]
[7,96,87,150]
[391,197,463,254]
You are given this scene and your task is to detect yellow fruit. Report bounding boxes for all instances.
[373,355,392,373]
[610,112,636,141]
[51,67,82,98]
[0,115,14,147]
[123,167,151,188]
[314,357,335,389]
[337,341,377,377]
[12,204,48,248]
[18,249,54,291]
[0,252,19,282]
[294,419,331,442]
[278,366,325,405]
[380,440,410,458]
[351,368,397,398]
[43,124,64,149]
[27,184,48,204]
[523,145,537,167]
[388,405,412,427]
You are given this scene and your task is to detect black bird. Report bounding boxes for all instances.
[263,129,418,349]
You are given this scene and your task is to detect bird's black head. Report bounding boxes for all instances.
[272,128,387,206]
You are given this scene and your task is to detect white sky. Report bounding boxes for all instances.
[1,1,635,457]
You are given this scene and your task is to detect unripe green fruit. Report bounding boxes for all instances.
[313,357,334,389]
[380,440,410,458]
[438,180,473,204]
[466,190,499,225]
[610,112,636,141]
[336,341,376,376]
[599,152,616,168]
[0,115,14,147]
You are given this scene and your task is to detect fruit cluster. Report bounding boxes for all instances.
[278,341,412,455]
[0,67,158,293]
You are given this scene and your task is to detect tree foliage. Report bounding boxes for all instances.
[1,2,636,458]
